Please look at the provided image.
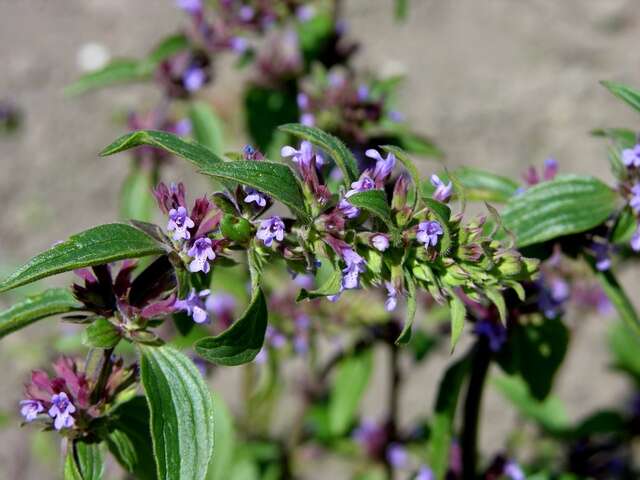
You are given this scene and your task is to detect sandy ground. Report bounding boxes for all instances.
[1,0,640,478]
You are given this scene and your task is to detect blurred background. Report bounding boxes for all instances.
[2,0,640,478]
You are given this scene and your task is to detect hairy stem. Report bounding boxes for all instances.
[461,339,491,480]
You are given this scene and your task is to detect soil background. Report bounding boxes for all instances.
[1,1,640,478]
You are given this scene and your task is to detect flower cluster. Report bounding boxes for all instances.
[620,142,640,251]
[20,356,137,434]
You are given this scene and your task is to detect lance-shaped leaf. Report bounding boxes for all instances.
[453,167,519,203]
[346,190,399,239]
[0,224,164,294]
[120,167,155,221]
[279,123,359,183]
[429,352,472,480]
[139,345,214,480]
[297,264,342,301]
[194,289,268,366]
[395,272,417,345]
[0,288,82,339]
[328,348,373,436]
[601,80,640,114]
[198,160,310,220]
[448,293,466,351]
[64,441,104,480]
[66,34,188,96]
[501,175,618,247]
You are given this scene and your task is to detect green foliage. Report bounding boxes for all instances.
[245,85,298,152]
[346,190,399,239]
[65,441,104,480]
[194,289,268,365]
[601,80,640,114]
[206,394,236,480]
[0,224,164,293]
[382,145,421,212]
[189,101,225,156]
[0,288,81,339]
[82,317,121,349]
[328,348,373,436]
[120,167,155,221]
[501,175,618,247]
[448,294,466,351]
[608,321,640,382]
[451,167,519,203]
[279,123,360,183]
[591,260,640,335]
[139,345,215,480]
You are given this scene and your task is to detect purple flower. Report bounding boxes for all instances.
[366,149,396,183]
[175,289,210,324]
[346,174,376,197]
[19,399,44,422]
[622,144,640,168]
[205,292,235,318]
[416,465,434,480]
[357,84,370,101]
[389,110,404,122]
[338,198,360,218]
[176,0,202,14]
[296,5,316,22]
[281,141,314,167]
[386,443,409,469]
[504,460,525,480]
[430,174,453,202]
[266,325,286,349]
[167,206,195,241]
[243,188,268,208]
[183,66,206,92]
[543,158,558,180]
[300,113,315,126]
[416,221,443,249]
[256,216,285,247]
[255,347,268,364]
[385,282,397,312]
[48,392,76,430]
[371,234,390,252]
[341,247,366,290]
[631,227,640,252]
[629,183,640,213]
[297,92,310,110]
[592,242,611,271]
[474,320,507,352]
[229,37,248,53]
[187,237,216,273]
[238,5,254,21]
[174,118,192,136]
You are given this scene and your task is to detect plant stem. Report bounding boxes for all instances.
[90,347,115,404]
[461,339,491,480]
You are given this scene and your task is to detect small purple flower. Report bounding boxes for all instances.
[474,320,507,352]
[341,247,366,290]
[243,188,268,207]
[622,144,640,168]
[631,227,640,252]
[416,221,443,249]
[255,347,268,364]
[205,292,236,318]
[183,66,206,92]
[48,392,76,430]
[266,325,286,349]
[174,118,192,136]
[592,242,611,271]
[416,465,434,480]
[238,5,254,21]
[386,443,409,469]
[300,113,315,126]
[366,149,396,183]
[389,110,404,122]
[543,158,558,180]
[256,216,285,247]
[338,198,360,218]
[297,92,310,110]
[296,5,316,22]
[176,0,202,14]
[430,174,453,202]
[629,183,640,213]
[167,206,195,241]
[504,460,525,480]
[371,234,390,252]
[346,174,376,197]
[385,282,397,312]
[357,84,370,101]
[281,141,314,167]
[229,37,248,53]
[19,399,44,422]
[175,288,210,324]
[187,237,216,273]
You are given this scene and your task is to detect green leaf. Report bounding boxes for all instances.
[328,348,373,436]
[485,288,507,324]
[0,224,164,293]
[198,160,309,220]
[147,33,190,64]
[245,86,298,153]
[206,394,236,480]
[382,145,420,212]
[279,123,359,183]
[82,318,121,349]
[140,345,215,480]
[394,0,408,20]
[612,206,638,244]
[296,262,341,301]
[448,294,466,350]
[601,80,640,114]
[590,261,640,335]
[189,101,224,156]
[120,167,155,221]
[345,190,399,238]
[194,289,268,366]
[591,127,637,149]
[493,375,570,434]
[501,175,617,247]
[608,321,640,381]
[65,442,104,480]
[0,288,81,339]
[429,352,472,480]
[107,396,157,480]
[396,131,443,158]
[452,167,519,203]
